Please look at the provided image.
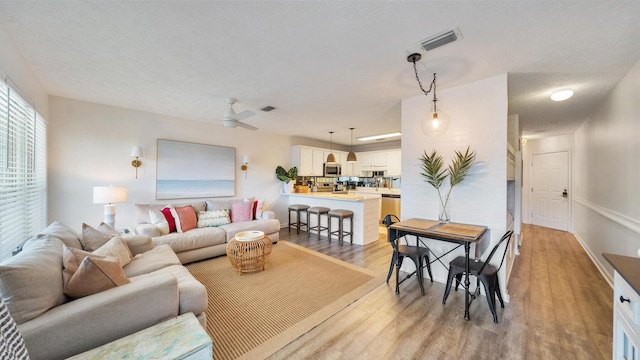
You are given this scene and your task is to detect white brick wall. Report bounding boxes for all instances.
[398,74,510,294]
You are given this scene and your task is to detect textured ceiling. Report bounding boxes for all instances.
[0,1,638,145]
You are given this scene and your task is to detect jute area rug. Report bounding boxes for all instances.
[185,240,383,360]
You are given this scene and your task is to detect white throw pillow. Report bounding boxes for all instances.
[149,209,170,235]
[93,237,133,267]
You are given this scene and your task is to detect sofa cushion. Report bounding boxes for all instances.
[64,257,131,298]
[81,223,115,251]
[131,264,206,316]
[219,219,281,241]
[174,205,197,233]
[62,245,106,274]
[93,237,133,267]
[135,201,206,224]
[152,227,226,254]
[205,199,234,212]
[149,209,170,235]
[0,236,66,324]
[123,244,181,277]
[231,201,253,223]
[26,221,82,250]
[197,209,230,228]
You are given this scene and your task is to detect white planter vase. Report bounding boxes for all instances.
[282,181,294,194]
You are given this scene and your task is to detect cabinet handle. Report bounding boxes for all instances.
[620,295,631,303]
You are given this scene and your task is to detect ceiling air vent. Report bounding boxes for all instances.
[419,28,460,52]
[261,105,276,112]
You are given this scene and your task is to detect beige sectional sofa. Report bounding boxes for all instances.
[0,222,207,360]
[134,198,281,264]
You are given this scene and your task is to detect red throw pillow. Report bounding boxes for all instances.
[252,200,258,220]
[160,207,177,233]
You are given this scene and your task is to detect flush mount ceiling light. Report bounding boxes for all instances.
[407,53,449,136]
[326,131,336,163]
[550,89,574,101]
[357,132,402,142]
[347,128,357,163]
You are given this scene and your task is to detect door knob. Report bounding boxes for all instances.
[562,189,568,198]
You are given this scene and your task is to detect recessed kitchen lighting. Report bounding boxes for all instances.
[550,89,574,101]
[357,132,402,141]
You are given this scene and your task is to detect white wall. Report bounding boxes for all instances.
[521,134,575,224]
[400,74,509,286]
[48,96,296,233]
[0,22,48,118]
[573,58,640,284]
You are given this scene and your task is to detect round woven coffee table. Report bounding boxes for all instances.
[226,231,272,275]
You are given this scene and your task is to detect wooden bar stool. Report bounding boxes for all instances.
[328,209,354,245]
[288,204,309,234]
[307,206,330,240]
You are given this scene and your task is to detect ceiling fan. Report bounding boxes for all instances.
[222,98,257,130]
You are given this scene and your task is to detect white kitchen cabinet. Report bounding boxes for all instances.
[604,254,640,360]
[373,152,387,168]
[387,150,401,176]
[292,146,328,176]
[360,152,375,170]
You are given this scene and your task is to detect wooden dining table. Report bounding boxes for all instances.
[387,218,488,321]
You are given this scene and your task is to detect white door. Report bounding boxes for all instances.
[531,151,569,231]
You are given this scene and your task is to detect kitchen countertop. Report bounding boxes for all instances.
[284,192,381,202]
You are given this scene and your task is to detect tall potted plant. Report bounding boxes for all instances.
[420,146,476,223]
[275,166,298,194]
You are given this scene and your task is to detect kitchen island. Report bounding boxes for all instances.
[284,192,381,245]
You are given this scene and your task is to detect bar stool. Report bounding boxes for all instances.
[328,209,354,245]
[307,206,330,240]
[288,204,309,234]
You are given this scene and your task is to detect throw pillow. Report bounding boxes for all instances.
[0,236,67,324]
[93,237,133,267]
[63,256,131,298]
[231,201,253,223]
[97,222,119,236]
[252,199,265,220]
[81,223,115,252]
[149,209,170,235]
[62,245,107,286]
[174,205,197,233]
[161,206,177,233]
[197,209,231,228]
[36,221,83,249]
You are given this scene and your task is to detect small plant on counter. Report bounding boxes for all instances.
[419,146,476,222]
[275,166,298,183]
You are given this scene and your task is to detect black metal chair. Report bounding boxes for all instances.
[442,230,513,323]
[383,214,433,295]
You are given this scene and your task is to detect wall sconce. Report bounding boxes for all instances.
[93,186,127,229]
[407,53,449,136]
[130,146,143,179]
[241,155,249,178]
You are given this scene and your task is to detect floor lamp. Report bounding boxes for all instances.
[93,186,127,229]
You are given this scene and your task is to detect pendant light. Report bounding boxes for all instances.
[347,128,357,163]
[326,131,336,163]
[407,53,449,136]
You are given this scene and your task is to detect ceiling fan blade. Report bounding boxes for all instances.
[234,110,255,121]
[236,121,258,131]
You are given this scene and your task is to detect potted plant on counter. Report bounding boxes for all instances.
[420,146,475,223]
[275,166,298,194]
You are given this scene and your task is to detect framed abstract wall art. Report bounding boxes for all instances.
[156,139,235,199]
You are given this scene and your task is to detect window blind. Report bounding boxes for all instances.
[0,81,47,261]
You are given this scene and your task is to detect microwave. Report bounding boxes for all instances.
[323,163,342,177]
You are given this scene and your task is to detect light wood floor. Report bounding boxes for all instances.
[268,224,613,359]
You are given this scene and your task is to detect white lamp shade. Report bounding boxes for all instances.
[130,146,143,157]
[242,155,249,164]
[93,186,127,204]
